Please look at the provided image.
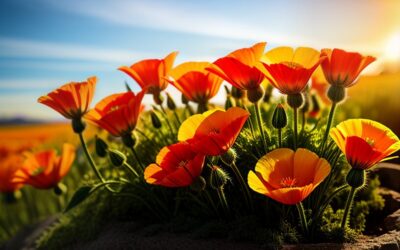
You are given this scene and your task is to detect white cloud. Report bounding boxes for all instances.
[0,37,146,63]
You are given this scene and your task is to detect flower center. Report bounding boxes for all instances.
[365,137,375,147]
[282,61,302,69]
[280,177,297,188]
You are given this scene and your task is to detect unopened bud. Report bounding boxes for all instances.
[209,166,229,190]
[54,183,68,196]
[272,104,287,129]
[153,92,164,105]
[122,133,136,148]
[166,93,177,110]
[225,96,235,110]
[150,110,162,129]
[109,149,127,167]
[181,94,189,104]
[95,136,108,158]
[263,84,274,103]
[221,148,237,165]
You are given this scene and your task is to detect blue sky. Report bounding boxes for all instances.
[0,0,399,120]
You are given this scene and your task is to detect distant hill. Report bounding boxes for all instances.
[0,117,47,126]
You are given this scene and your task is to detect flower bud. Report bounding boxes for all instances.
[95,136,108,158]
[150,110,162,129]
[287,93,304,109]
[109,149,127,167]
[346,168,366,188]
[327,85,346,103]
[72,118,86,133]
[54,183,68,196]
[209,166,229,190]
[221,148,237,165]
[3,190,21,204]
[263,84,274,103]
[190,176,206,192]
[272,104,287,129]
[122,133,136,148]
[225,96,235,110]
[247,85,265,103]
[153,91,164,105]
[166,93,177,110]
[181,94,189,104]
[231,87,245,99]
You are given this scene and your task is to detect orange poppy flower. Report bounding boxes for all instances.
[167,62,223,104]
[320,48,375,88]
[178,107,249,156]
[38,76,97,119]
[144,142,206,187]
[0,155,24,193]
[261,47,325,95]
[206,42,266,90]
[119,52,178,94]
[248,148,330,205]
[14,144,76,189]
[330,119,400,170]
[85,91,145,137]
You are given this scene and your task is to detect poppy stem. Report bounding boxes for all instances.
[320,102,337,155]
[78,133,105,183]
[231,162,254,212]
[159,104,176,134]
[217,187,229,213]
[296,202,309,236]
[293,107,298,149]
[173,110,182,125]
[123,162,140,178]
[278,128,282,148]
[341,186,357,229]
[130,146,145,171]
[254,102,268,152]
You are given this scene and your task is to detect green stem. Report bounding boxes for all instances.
[254,102,268,152]
[130,146,145,170]
[217,187,229,213]
[78,133,105,182]
[173,110,182,125]
[296,202,309,236]
[341,186,357,229]
[301,110,306,131]
[320,102,337,155]
[231,162,253,211]
[123,162,139,178]
[278,128,282,148]
[159,104,176,133]
[293,107,298,149]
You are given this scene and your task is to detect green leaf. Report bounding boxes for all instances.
[64,186,92,212]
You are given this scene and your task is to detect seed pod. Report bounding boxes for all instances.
[190,176,207,192]
[346,168,366,188]
[71,118,86,133]
[327,85,346,103]
[247,85,265,103]
[287,93,304,109]
[221,148,237,165]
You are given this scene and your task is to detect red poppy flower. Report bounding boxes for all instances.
[85,91,145,137]
[206,42,266,90]
[261,47,325,95]
[14,144,76,189]
[167,62,223,104]
[0,155,24,193]
[119,52,178,94]
[144,142,205,187]
[330,119,400,170]
[320,48,375,88]
[248,148,330,205]
[38,77,97,120]
[178,107,249,156]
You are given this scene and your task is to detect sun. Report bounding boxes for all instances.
[384,33,400,61]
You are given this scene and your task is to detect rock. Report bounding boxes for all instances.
[378,188,400,215]
[373,164,400,192]
[384,209,400,231]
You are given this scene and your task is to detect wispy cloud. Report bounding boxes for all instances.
[0,37,146,63]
